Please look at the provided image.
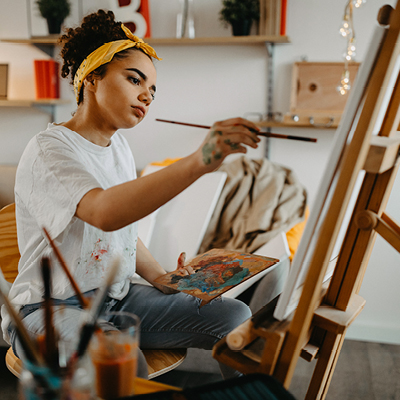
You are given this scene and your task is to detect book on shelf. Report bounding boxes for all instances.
[34,59,60,99]
[259,0,287,36]
[154,249,279,306]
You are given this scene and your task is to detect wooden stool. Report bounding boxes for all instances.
[6,346,186,379]
[143,348,186,378]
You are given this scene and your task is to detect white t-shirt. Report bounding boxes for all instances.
[1,123,138,342]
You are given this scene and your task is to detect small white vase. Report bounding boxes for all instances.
[176,0,195,39]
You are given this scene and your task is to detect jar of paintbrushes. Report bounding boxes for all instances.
[0,239,123,400]
[19,353,94,400]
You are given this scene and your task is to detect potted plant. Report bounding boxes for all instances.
[36,0,71,35]
[219,0,260,36]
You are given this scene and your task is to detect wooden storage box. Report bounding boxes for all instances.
[283,62,360,128]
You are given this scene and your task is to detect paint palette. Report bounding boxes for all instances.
[154,249,279,305]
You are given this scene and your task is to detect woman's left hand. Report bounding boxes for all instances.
[174,252,195,276]
[158,252,195,294]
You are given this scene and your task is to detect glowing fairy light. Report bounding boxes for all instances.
[337,69,351,95]
[339,17,352,37]
[344,37,356,61]
[353,0,366,8]
[337,0,365,95]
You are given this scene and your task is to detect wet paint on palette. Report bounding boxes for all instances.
[154,249,279,305]
[171,258,249,294]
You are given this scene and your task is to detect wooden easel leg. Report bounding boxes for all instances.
[327,164,399,309]
[259,331,289,374]
[305,331,345,400]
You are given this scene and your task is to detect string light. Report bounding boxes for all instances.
[337,0,365,95]
[344,37,356,61]
[339,15,352,37]
[353,0,366,8]
[337,69,351,95]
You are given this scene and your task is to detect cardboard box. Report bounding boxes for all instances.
[0,64,8,99]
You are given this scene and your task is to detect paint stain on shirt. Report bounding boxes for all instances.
[90,238,109,262]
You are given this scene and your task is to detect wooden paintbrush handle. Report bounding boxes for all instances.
[42,228,88,308]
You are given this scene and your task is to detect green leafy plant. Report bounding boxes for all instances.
[36,0,71,21]
[219,0,260,26]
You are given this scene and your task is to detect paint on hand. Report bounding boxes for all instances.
[224,139,240,150]
[202,143,218,165]
[177,252,186,269]
[210,130,223,138]
[202,129,223,165]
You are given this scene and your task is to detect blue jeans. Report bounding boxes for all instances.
[9,283,251,379]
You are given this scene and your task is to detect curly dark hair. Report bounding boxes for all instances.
[59,9,145,104]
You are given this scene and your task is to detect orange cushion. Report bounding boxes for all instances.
[140,158,182,176]
[286,206,309,262]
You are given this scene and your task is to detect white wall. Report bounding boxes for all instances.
[0,0,399,344]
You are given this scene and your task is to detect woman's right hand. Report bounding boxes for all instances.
[195,117,261,173]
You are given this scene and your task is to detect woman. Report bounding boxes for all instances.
[1,9,261,379]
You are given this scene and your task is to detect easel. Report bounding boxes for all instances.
[213,4,400,400]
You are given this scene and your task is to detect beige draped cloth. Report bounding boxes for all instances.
[199,156,307,254]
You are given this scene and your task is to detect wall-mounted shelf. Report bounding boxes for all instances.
[258,114,341,130]
[148,35,290,45]
[0,34,290,125]
[0,99,70,121]
[0,99,69,107]
[2,35,290,46]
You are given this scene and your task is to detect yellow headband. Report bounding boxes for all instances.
[73,24,161,103]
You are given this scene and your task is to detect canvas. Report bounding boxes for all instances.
[273,23,391,321]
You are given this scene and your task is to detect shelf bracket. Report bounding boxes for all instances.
[32,43,56,58]
[32,103,56,122]
[265,42,275,159]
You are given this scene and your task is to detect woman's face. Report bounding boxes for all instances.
[90,49,157,131]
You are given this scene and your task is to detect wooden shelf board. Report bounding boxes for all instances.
[258,114,341,130]
[147,35,291,45]
[2,36,59,45]
[257,121,339,130]
[0,99,70,107]
[2,35,290,46]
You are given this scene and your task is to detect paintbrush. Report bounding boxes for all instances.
[40,257,58,369]
[0,287,61,396]
[42,227,88,309]
[155,118,318,143]
[72,256,121,361]
[0,287,44,367]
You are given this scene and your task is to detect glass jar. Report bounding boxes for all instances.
[19,356,94,400]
